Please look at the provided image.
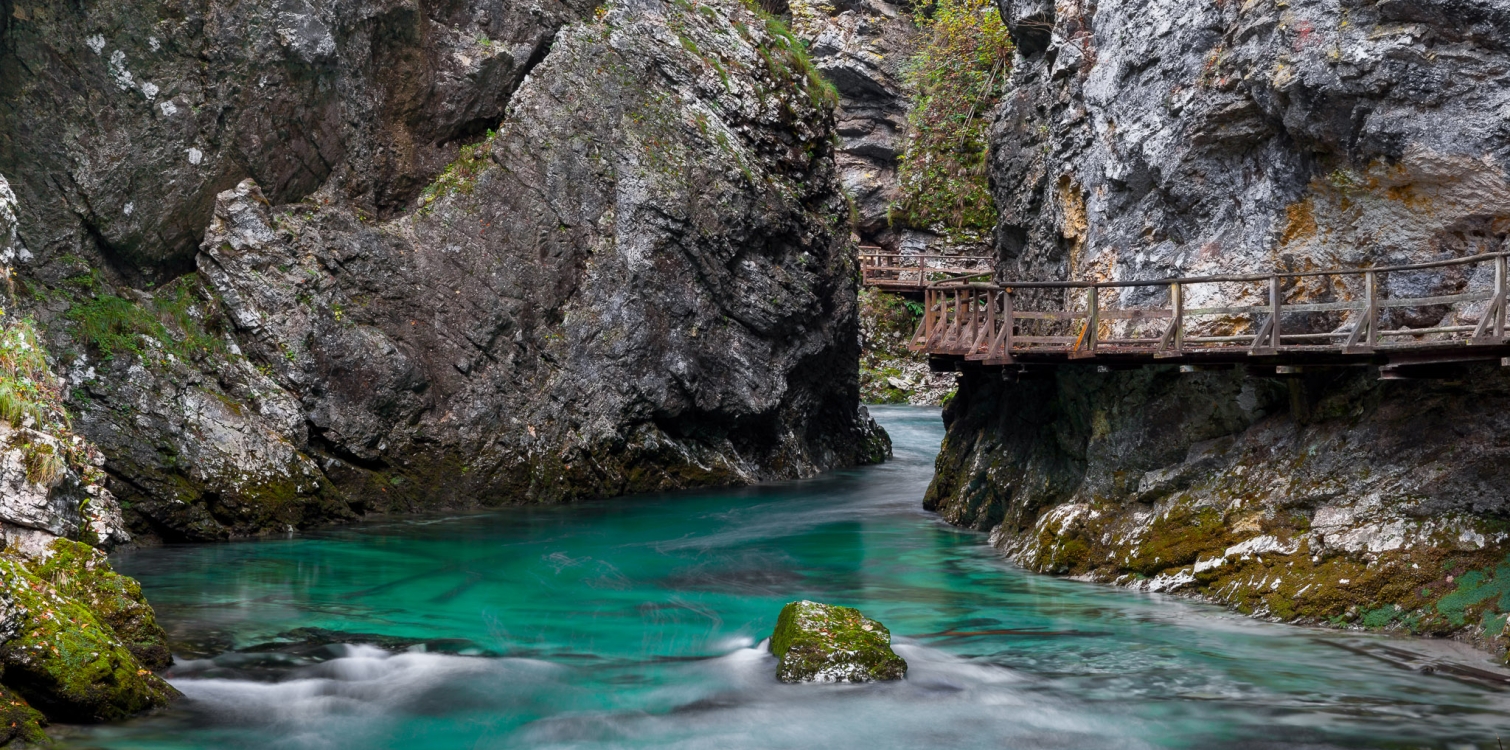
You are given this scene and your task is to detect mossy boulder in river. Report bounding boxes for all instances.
[23,540,172,671]
[0,685,46,747]
[0,555,178,723]
[769,601,907,683]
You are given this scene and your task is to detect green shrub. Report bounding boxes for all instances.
[893,0,1013,236]
[66,279,222,361]
[417,132,496,209]
[0,319,64,432]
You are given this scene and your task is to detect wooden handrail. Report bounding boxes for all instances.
[929,251,1510,291]
[911,251,1510,365]
[858,250,997,291]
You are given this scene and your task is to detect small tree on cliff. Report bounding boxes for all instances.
[893,0,1013,238]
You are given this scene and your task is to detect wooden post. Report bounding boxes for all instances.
[1471,256,1508,345]
[910,288,930,351]
[963,290,977,353]
[1498,255,1507,339]
[923,288,932,339]
[1345,270,1377,353]
[1156,282,1183,357]
[1087,285,1099,353]
[947,290,961,347]
[985,290,1015,365]
[1071,285,1098,359]
[1269,274,1282,350]
[971,288,997,357]
[1365,270,1378,348]
[1173,282,1185,351]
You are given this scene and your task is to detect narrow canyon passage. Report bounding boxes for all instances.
[61,408,1510,750]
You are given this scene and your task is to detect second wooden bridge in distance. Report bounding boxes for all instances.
[912,252,1510,379]
[859,248,995,292]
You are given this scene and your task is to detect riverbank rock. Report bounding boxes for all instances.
[0,312,177,734]
[927,0,1510,654]
[0,555,178,723]
[770,600,906,683]
[0,685,46,748]
[24,540,172,671]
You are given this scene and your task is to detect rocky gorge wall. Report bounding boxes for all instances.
[790,0,914,249]
[1,0,890,546]
[0,0,893,735]
[927,0,1510,652]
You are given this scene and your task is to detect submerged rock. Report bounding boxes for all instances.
[769,600,906,683]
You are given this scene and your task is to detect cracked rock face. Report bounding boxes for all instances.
[0,0,595,275]
[927,0,1510,647]
[3,0,889,541]
[791,0,915,248]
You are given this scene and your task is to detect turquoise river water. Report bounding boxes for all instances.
[62,407,1510,749]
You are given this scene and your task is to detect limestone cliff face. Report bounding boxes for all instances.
[1,0,888,542]
[791,0,915,249]
[928,0,1510,648]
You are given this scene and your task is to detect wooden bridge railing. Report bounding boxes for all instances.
[859,249,995,291]
[910,252,1510,365]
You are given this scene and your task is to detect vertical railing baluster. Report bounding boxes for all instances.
[1497,255,1507,339]
[1003,290,1014,360]
[1086,285,1099,354]
[1365,270,1378,349]
[1270,274,1282,350]
[960,289,972,353]
[949,290,961,346]
[984,289,997,356]
[1172,282,1184,351]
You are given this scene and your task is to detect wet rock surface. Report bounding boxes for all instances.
[929,0,1510,650]
[1,0,890,542]
[0,684,47,748]
[769,600,906,682]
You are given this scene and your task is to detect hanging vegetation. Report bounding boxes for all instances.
[892,0,1014,237]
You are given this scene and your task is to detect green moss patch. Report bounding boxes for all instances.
[25,540,172,671]
[64,276,224,363]
[417,133,496,210]
[770,600,907,683]
[1129,505,1235,577]
[1435,558,1510,627]
[0,684,48,747]
[0,556,178,723]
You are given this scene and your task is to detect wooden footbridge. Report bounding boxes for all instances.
[859,248,995,292]
[911,252,1510,379]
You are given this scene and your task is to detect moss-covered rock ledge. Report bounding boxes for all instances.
[770,600,906,683]
[0,313,178,744]
[0,545,178,726]
[928,365,1510,658]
